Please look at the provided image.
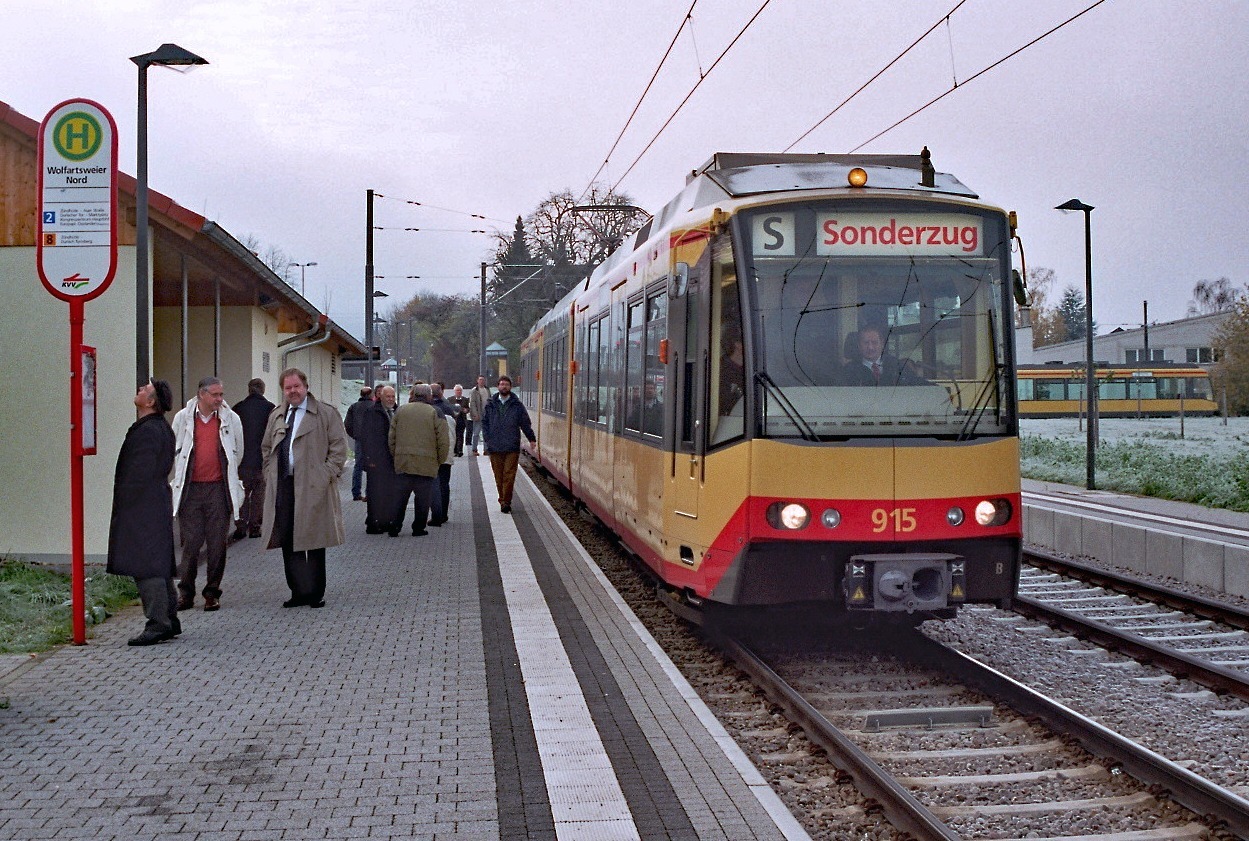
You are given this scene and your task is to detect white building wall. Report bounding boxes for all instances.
[0,245,140,563]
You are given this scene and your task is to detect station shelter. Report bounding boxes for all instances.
[0,99,365,565]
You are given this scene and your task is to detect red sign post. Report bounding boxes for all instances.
[37,99,118,644]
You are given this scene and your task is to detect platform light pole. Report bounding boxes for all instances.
[131,43,207,385]
[1056,198,1096,489]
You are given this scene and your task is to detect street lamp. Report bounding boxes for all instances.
[291,261,317,297]
[1056,198,1096,489]
[131,43,208,384]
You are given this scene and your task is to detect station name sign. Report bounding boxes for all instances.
[37,99,119,302]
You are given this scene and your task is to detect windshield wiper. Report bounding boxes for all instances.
[756,372,819,441]
[958,311,1003,441]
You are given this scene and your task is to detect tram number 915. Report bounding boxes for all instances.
[872,508,917,533]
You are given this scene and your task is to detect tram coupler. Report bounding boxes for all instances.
[844,553,963,613]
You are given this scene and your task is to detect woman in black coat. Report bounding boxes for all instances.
[106,379,179,646]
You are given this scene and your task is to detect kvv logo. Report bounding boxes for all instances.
[52,112,103,162]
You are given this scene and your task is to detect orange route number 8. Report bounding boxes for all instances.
[871,507,917,533]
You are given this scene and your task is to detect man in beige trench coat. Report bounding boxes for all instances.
[261,368,348,608]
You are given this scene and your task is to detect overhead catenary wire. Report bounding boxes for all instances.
[611,0,775,193]
[849,0,1110,152]
[373,192,509,225]
[785,1,968,153]
[582,0,700,197]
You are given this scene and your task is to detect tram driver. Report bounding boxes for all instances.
[836,324,926,387]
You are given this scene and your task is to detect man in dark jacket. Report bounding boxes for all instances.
[481,375,536,514]
[357,385,398,534]
[107,379,179,646]
[231,378,275,540]
[343,385,373,501]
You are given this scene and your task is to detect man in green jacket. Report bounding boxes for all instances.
[387,383,449,537]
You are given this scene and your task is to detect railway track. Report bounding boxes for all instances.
[1016,549,1249,701]
[718,628,1249,840]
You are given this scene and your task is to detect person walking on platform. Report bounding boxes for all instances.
[358,385,398,534]
[108,379,180,646]
[344,385,373,501]
[171,377,244,612]
[388,383,448,537]
[262,368,348,609]
[468,375,491,455]
[481,375,536,514]
[449,384,470,456]
[231,378,275,540]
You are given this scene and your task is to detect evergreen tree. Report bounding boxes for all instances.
[1057,286,1091,342]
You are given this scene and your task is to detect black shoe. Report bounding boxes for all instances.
[412,529,428,537]
[127,630,168,646]
[501,504,511,514]
[282,597,305,608]
[353,495,363,501]
[387,529,400,537]
[429,519,444,527]
[308,601,326,609]
[248,529,262,539]
[177,596,194,611]
[230,527,246,542]
[365,526,385,534]
[203,596,220,612]
[170,617,182,637]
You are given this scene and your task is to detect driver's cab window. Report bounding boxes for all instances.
[710,241,744,444]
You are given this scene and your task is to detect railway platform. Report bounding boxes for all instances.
[0,457,807,841]
[1023,478,1249,599]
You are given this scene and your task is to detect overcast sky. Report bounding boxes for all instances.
[8,0,1248,341]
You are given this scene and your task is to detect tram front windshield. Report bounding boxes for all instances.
[740,202,1013,439]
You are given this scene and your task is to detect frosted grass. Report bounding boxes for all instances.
[1020,416,1249,512]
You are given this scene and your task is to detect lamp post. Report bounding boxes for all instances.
[131,43,208,384]
[291,261,317,297]
[1056,198,1096,489]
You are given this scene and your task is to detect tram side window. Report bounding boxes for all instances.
[643,289,668,437]
[1032,381,1059,401]
[583,318,599,422]
[1099,380,1128,400]
[1016,379,1035,402]
[599,311,614,427]
[710,243,745,444]
[624,298,646,432]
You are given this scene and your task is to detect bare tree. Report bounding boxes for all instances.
[1187,277,1241,316]
[239,233,294,282]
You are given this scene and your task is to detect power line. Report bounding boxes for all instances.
[611,0,775,192]
[582,0,700,197]
[849,0,1110,152]
[785,1,968,152]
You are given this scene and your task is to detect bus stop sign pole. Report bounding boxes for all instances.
[37,99,119,645]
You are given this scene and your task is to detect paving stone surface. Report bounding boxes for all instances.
[0,457,805,840]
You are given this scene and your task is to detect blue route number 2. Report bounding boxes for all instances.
[43,211,56,224]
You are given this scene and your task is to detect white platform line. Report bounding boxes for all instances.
[478,458,640,841]
[511,467,813,841]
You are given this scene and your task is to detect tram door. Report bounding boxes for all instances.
[667,256,707,536]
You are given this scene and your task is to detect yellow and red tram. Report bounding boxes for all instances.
[1017,363,1217,418]
[518,151,1021,620]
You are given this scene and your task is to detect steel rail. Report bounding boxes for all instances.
[1013,592,1249,702]
[911,634,1249,839]
[1025,547,1249,631]
[713,634,960,841]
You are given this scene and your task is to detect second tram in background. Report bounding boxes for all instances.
[1017,363,1218,418]
[518,150,1022,622]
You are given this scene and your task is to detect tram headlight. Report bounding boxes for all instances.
[946,507,965,527]
[974,498,1012,527]
[767,502,810,530]
[821,508,841,529]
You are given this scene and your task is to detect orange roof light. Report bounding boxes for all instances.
[848,167,868,188]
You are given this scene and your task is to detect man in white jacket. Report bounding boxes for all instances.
[170,377,244,611]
